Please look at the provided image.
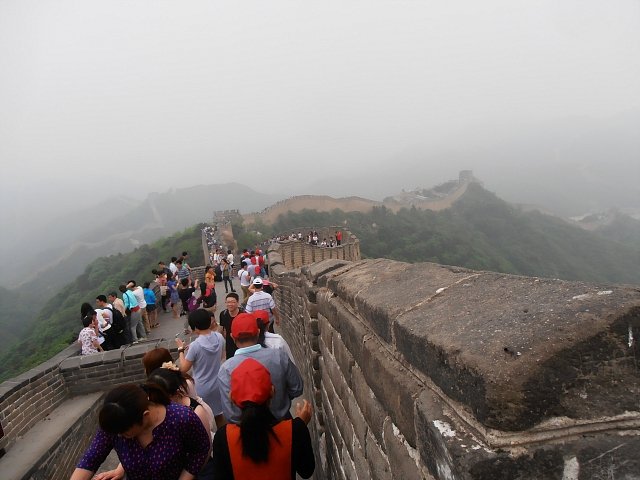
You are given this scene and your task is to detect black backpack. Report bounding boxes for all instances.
[105,307,126,334]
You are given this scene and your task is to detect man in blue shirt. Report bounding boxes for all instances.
[217,313,303,424]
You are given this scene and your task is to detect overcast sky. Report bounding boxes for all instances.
[1,0,639,230]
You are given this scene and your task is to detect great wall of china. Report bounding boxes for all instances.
[0,218,638,479]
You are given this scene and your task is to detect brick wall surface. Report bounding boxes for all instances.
[28,395,102,480]
[267,247,640,480]
[0,340,181,479]
[0,345,73,452]
[271,227,360,270]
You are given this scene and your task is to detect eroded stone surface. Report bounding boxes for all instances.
[320,260,640,430]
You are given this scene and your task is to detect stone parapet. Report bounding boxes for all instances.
[0,344,75,453]
[0,340,181,478]
[273,227,360,270]
[269,252,640,479]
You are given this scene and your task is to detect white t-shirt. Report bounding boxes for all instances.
[238,269,251,287]
[94,309,111,332]
[132,286,147,308]
[264,332,296,365]
[100,304,113,325]
[227,253,234,265]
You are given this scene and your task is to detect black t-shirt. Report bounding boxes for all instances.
[219,308,244,358]
[178,287,196,309]
[200,283,217,308]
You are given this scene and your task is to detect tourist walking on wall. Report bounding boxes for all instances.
[218,313,303,424]
[167,272,180,319]
[221,258,235,293]
[142,282,159,328]
[245,277,281,333]
[176,309,226,429]
[238,261,251,305]
[119,284,144,343]
[70,383,210,480]
[219,292,244,359]
[254,310,295,364]
[213,358,315,479]
[127,281,150,335]
[199,266,217,315]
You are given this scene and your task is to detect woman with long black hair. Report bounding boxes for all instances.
[70,383,210,480]
[212,358,315,480]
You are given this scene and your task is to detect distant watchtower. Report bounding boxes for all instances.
[459,170,474,183]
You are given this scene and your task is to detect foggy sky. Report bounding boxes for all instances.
[1,0,639,240]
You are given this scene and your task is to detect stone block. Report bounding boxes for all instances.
[102,349,124,362]
[360,336,421,447]
[365,428,392,480]
[321,299,368,368]
[383,416,426,480]
[321,355,348,408]
[321,387,344,459]
[343,392,367,454]
[79,354,104,367]
[318,313,333,355]
[342,444,359,480]
[396,273,640,430]
[332,332,355,381]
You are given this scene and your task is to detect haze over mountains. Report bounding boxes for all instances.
[2,184,284,289]
[302,110,640,217]
[2,178,640,381]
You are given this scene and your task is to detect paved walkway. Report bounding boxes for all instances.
[144,278,238,346]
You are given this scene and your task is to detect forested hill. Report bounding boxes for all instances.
[3,184,639,381]
[0,225,204,382]
[271,183,640,285]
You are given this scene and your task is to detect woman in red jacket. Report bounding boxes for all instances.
[212,358,315,479]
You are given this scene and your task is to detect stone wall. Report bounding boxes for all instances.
[59,341,176,395]
[271,227,361,270]
[27,395,102,480]
[267,252,640,480]
[0,340,180,479]
[0,345,73,453]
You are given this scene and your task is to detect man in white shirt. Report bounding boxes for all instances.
[253,310,295,364]
[238,261,252,305]
[127,280,150,335]
[244,277,281,329]
[169,256,178,276]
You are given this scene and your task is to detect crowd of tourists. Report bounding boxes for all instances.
[77,251,200,355]
[72,242,314,480]
[274,229,343,247]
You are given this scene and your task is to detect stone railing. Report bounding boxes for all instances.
[0,339,180,480]
[0,345,74,453]
[271,227,361,269]
[266,248,640,479]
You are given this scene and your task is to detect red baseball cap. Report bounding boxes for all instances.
[230,358,272,407]
[231,313,260,338]
[253,310,270,326]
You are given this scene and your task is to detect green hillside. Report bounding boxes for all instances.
[2,184,639,382]
[0,224,204,382]
[270,183,640,284]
